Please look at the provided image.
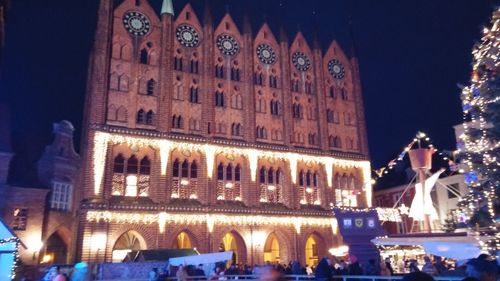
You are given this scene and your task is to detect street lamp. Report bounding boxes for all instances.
[27,235,43,264]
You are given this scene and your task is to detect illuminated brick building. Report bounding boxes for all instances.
[79,0,372,266]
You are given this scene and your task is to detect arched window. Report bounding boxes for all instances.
[119,75,129,92]
[140,157,150,174]
[147,79,155,96]
[328,86,336,98]
[113,154,125,173]
[226,164,233,181]
[216,162,242,201]
[254,72,264,86]
[231,67,240,81]
[109,73,119,90]
[190,161,198,178]
[190,60,199,74]
[181,160,189,178]
[146,110,154,125]
[327,110,334,123]
[235,165,241,181]
[173,159,180,177]
[268,167,274,183]
[189,87,199,103]
[174,57,183,71]
[269,75,278,88]
[215,65,225,78]
[140,48,149,64]
[259,167,266,184]
[341,88,348,100]
[276,169,281,184]
[305,81,313,94]
[217,163,224,180]
[137,109,145,124]
[127,155,138,174]
[215,91,225,107]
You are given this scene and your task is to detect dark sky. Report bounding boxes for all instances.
[0,0,496,183]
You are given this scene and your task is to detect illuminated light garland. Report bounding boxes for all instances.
[93,132,109,195]
[159,140,170,176]
[86,210,334,234]
[0,237,21,280]
[92,131,371,196]
[459,7,499,251]
[334,206,402,222]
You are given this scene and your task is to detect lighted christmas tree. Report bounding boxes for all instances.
[458,7,500,250]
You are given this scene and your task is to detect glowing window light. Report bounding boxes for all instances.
[225,182,234,188]
[180,179,190,186]
[125,175,137,197]
[288,153,298,184]
[267,185,276,191]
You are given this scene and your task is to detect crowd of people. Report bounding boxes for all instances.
[144,253,499,281]
[32,253,499,281]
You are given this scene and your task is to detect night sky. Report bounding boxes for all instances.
[0,0,497,184]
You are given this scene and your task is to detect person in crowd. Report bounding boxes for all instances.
[176,265,188,281]
[466,255,499,281]
[347,255,363,275]
[43,267,58,281]
[315,257,333,281]
[53,266,66,281]
[402,271,435,281]
[364,259,380,276]
[305,264,313,275]
[289,260,301,275]
[148,268,159,281]
[422,256,437,276]
[225,263,238,275]
[257,266,286,281]
[433,256,447,275]
[194,264,205,277]
[380,261,391,276]
[385,257,394,275]
[336,260,348,275]
[408,259,419,273]
[71,262,89,281]
[398,259,406,273]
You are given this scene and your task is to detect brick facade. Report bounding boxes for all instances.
[78,0,371,267]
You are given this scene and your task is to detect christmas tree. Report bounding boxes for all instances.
[458,7,500,251]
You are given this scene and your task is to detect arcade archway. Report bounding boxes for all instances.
[219,231,247,265]
[263,233,280,264]
[305,235,319,267]
[41,232,67,264]
[112,231,145,262]
[172,232,193,249]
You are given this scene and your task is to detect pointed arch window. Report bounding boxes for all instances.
[259,166,282,203]
[215,91,225,107]
[140,48,149,64]
[137,109,145,124]
[231,67,240,81]
[298,169,320,205]
[147,79,156,96]
[172,115,183,129]
[174,57,183,71]
[215,65,225,79]
[254,72,264,86]
[335,173,358,207]
[146,110,154,125]
[216,162,242,201]
[171,158,199,200]
[328,86,336,98]
[112,154,150,197]
[341,88,348,100]
[189,87,199,103]
[190,59,199,74]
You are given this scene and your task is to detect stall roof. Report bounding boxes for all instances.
[169,251,233,266]
[124,248,198,262]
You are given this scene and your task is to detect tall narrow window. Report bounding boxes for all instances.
[216,162,242,201]
[147,79,155,96]
[137,156,150,197]
[189,87,199,103]
[140,48,149,64]
[12,208,28,231]
[174,57,183,71]
[171,159,198,199]
[190,60,199,74]
[146,110,154,125]
[137,109,145,124]
[215,91,225,107]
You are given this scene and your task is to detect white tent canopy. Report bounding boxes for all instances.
[168,251,233,266]
[371,236,486,260]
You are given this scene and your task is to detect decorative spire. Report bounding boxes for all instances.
[279,25,288,43]
[312,30,321,50]
[243,14,252,35]
[161,0,174,15]
[203,0,212,25]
